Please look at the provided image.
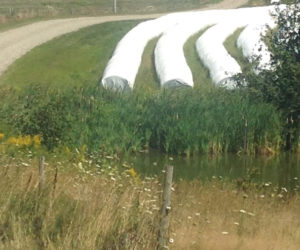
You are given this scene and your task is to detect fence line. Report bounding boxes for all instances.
[158,165,174,249]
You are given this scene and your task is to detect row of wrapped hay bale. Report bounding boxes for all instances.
[237,20,277,73]
[101,13,186,91]
[102,5,285,90]
[155,10,227,88]
[196,6,277,88]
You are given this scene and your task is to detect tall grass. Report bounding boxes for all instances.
[0,154,161,249]
[0,82,282,154]
[0,154,299,249]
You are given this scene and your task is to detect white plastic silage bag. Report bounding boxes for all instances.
[102,5,285,90]
[236,6,281,72]
[154,10,226,88]
[101,13,186,90]
[195,6,276,87]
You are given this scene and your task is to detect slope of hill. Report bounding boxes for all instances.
[0,0,264,78]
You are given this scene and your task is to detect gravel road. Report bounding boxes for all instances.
[0,0,249,77]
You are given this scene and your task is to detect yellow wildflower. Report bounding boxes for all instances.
[7,136,18,145]
[0,144,5,153]
[129,168,137,178]
[0,133,4,140]
[33,135,41,146]
[81,144,87,153]
[66,146,71,154]
[6,135,32,147]
[22,135,31,146]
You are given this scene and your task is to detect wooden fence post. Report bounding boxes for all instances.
[113,0,117,14]
[243,116,248,153]
[9,8,14,16]
[158,165,174,249]
[39,156,45,191]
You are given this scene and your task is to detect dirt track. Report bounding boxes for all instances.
[0,0,249,77]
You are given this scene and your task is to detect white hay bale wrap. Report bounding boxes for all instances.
[102,5,286,90]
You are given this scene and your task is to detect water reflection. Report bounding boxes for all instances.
[120,151,299,190]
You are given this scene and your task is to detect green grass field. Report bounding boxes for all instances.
[184,27,214,89]
[0,21,230,91]
[134,37,160,92]
[223,27,249,71]
[0,20,140,89]
[0,22,248,91]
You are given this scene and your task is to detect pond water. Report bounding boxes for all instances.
[120,151,299,190]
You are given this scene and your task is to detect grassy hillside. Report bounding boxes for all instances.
[0,20,139,89]
[223,27,249,71]
[184,27,214,89]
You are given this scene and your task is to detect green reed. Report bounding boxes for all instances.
[0,82,282,154]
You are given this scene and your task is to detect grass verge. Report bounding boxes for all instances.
[0,20,140,89]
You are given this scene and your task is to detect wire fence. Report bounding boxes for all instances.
[0,0,215,25]
[0,0,214,17]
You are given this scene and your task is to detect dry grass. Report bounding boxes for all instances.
[171,180,300,250]
[0,153,299,249]
[0,153,161,249]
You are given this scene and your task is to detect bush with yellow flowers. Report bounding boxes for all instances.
[5,135,41,147]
